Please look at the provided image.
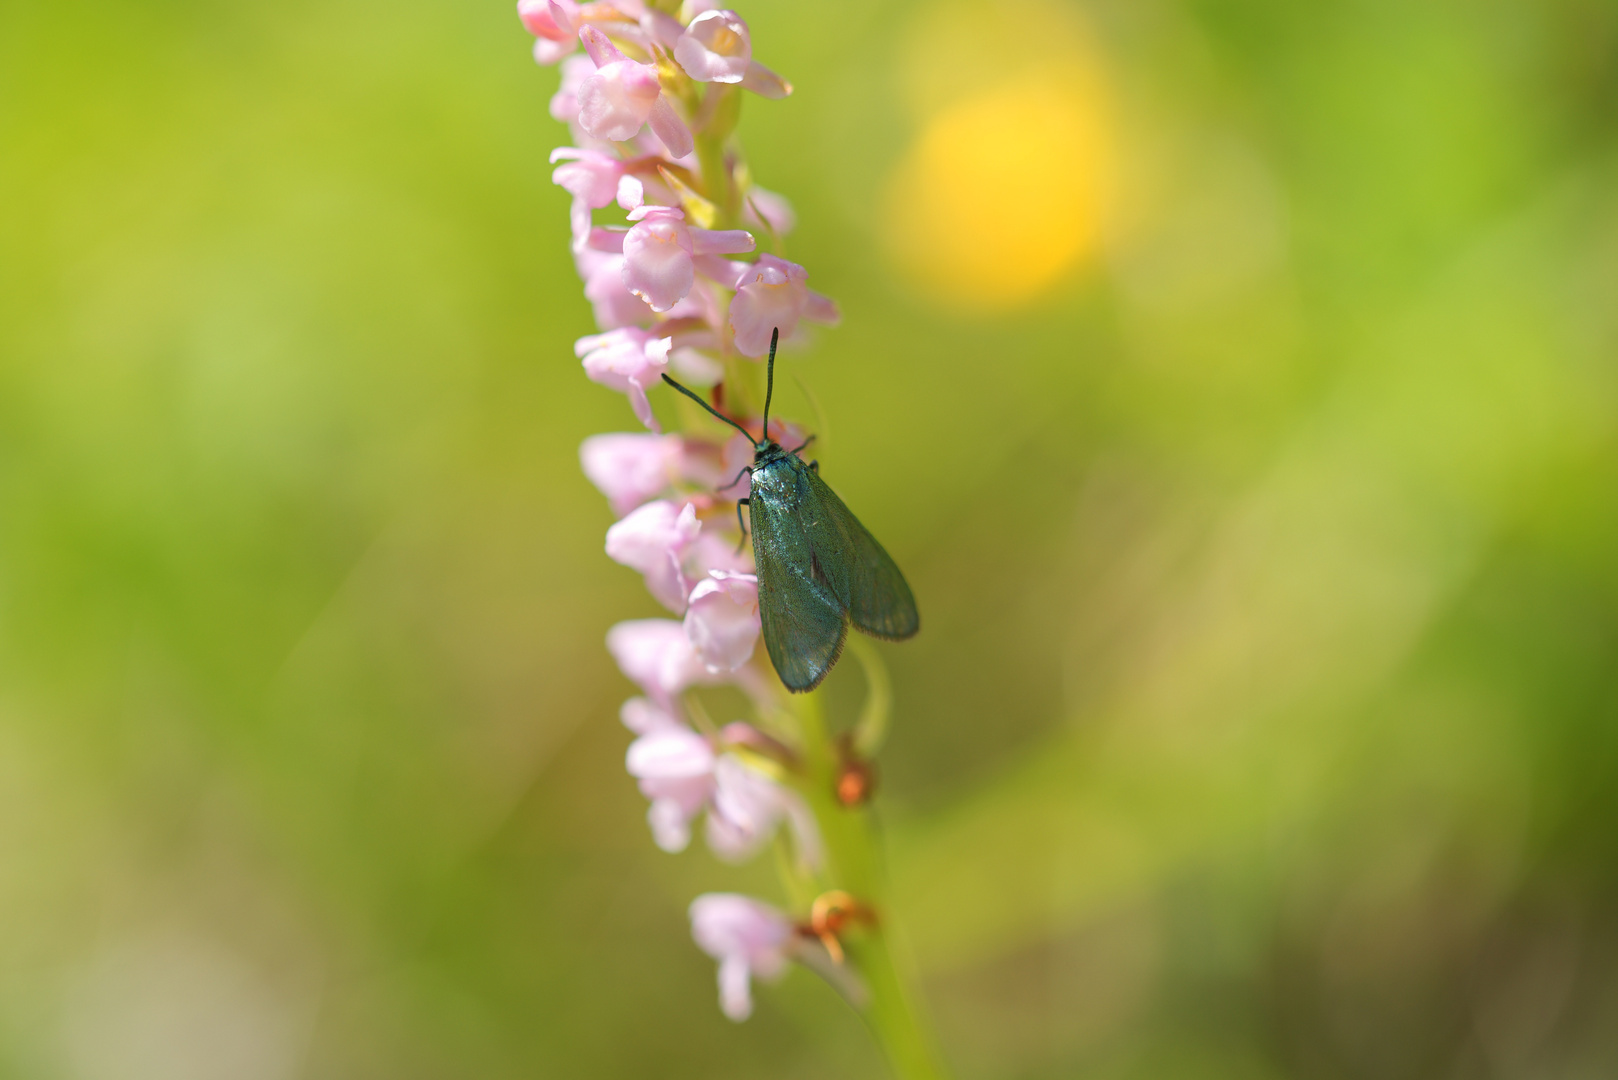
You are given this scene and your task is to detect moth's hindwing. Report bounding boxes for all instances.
[800,465,920,641]
[749,458,848,692]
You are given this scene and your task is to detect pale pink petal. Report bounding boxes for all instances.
[569,198,592,250]
[579,432,684,515]
[693,254,750,290]
[689,893,794,1021]
[689,227,756,256]
[740,60,791,99]
[646,94,695,159]
[674,10,752,84]
[706,754,783,861]
[579,24,629,67]
[533,36,577,64]
[648,798,696,852]
[578,251,650,329]
[684,571,760,672]
[690,894,793,964]
[626,725,715,780]
[604,498,700,611]
[606,618,685,695]
[717,956,754,1021]
[585,226,626,253]
[547,0,578,33]
[686,528,754,578]
[641,8,685,48]
[579,60,662,142]
[804,289,840,325]
[517,0,558,38]
[579,328,672,429]
[625,201,673,222]
[624,375,659,431]
[669,323,719,350]
[520,0,581,62]
[550,54,595,125]
[742,186,796,236]
[729,254,810,357]
[669,346,723,385]
[606,618,720,703]
[615,173,645,210]
[620,695,683,735]
[622,210,695,312]
[550,149,623,208]
[664,277,726,328]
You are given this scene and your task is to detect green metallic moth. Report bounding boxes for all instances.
[661,329,919,692]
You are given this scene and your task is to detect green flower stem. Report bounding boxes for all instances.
[793,692,949,1080]
[695,86,742,227]
[847,635,893,758]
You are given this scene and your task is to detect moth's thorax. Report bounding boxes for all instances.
[748,453,803,503]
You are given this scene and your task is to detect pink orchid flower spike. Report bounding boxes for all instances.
[689,894,796,1022]
[623,206,755,312]
[576,26,694,159]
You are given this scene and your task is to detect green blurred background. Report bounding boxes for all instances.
[4,0,1618,1076]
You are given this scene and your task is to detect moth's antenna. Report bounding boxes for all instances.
[661,373,756,444]
[761,327,779,444]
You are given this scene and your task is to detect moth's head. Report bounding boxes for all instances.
[755,439,781,459]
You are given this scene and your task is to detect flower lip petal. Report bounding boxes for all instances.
[579,432,683,515]
[728,254,811,356]
[684,570,760,672]
[623,213,696,312]
[578,60,663,142]
[689,892,795,1021]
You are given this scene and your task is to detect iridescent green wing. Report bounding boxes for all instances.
[749,461,848,693]
[799,464,920,641]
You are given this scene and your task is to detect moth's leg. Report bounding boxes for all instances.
[808,460,819,474]
[734,498,750,554]
[788,434,816,456]
[717,464,753,492]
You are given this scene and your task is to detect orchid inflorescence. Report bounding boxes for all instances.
[521,0,919,1032]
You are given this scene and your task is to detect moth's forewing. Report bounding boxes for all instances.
[750,457,848,692]
[800,465,920,641]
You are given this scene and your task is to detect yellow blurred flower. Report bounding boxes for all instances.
[882,4,1112,312]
